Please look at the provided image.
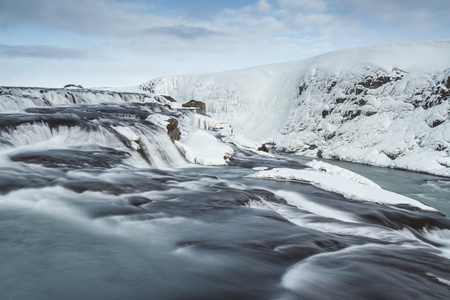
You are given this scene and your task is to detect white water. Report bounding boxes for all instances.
[1,86,450,300]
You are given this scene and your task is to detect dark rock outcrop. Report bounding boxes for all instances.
[258,144,269,153]
[161,95,177,102]
[63,84,83,89]
[166,118,181,141]
[128,196,152,207]
[298,83,308,96]
[358,76,391,89]
[182,100,206,115]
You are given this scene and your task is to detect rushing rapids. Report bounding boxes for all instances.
[1,87,450,300]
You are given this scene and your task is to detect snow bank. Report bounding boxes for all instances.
[142,40,450,176]
[306,160,380,188]
[175,131,234,166]
[249,168,436,211]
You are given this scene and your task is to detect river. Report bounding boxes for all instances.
[1,87,450,299]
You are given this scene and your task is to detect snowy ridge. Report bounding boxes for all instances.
[142,40,450,176]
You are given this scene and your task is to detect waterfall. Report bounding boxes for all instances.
[0,87,188,169]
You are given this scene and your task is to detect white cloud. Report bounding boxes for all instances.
[0,43,89,59]
[333,0,450,34]
[276,0,327,12]
[0,0,449,87]
[290,13,338,32]
[256,0,272,12]
[0,0,161,35]
[144,25,226,40]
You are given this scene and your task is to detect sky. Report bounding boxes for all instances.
[0,0,449,88]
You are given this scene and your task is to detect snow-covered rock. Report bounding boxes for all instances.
[249,168,435,211]
[142,40,450,176]
[305,160,380,188]
[175,131,234,166]
[111,125,141,150]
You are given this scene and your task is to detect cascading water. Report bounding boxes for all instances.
[0,87,187,169]
[1,87,450,300]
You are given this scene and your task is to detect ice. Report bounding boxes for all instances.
[191,114,232,135]
[112,126,141,150]
[175,130,234,166]
[306,160,380,188]
[249,168,436,211]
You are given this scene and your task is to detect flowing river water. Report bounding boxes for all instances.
[1,87,450,300]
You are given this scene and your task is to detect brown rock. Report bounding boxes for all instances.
[161,95,177,102]
[166,118,181,141]
[258,144,269,153]
[182,100,206,115]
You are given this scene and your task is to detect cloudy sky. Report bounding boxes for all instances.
[1,0,449,87]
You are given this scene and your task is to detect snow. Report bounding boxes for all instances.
[249,167,436,211]
[111,126,140,150]
[252,167,269,171]
[175,131,234,166]
[96,85,143,93]
[224,134,275,155]
[190,114,232,135]
[142,40,450,176]
[305,160,381,188]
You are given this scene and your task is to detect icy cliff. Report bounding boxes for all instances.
[141,40,450,176]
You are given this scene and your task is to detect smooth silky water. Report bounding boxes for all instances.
[1,88,450,300]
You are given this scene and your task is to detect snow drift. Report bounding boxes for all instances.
[141,40,450,176]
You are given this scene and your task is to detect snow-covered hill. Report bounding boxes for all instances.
[141,40,450,176]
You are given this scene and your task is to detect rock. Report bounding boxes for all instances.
[358,76,391,89]
[182,100,206,115]
[63,84,83,89]
[432,119,445,128]
[161,95,177,102]
[128,196,152,206]
[166,118,181,141]
[298,83,308,96]
[258,144,269,153]
[327,81,337,93]
[355,85,365,95]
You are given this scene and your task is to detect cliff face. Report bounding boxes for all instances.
[278,66,450,174]
[141,40,450,176]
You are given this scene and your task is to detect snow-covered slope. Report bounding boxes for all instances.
[141,40,450,176]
